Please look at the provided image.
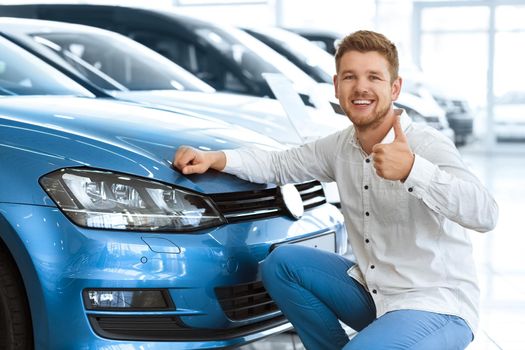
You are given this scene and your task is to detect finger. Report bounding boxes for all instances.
[393,115,407,143]
[174,147,196,170]
[172,150,184,169]
[371,144,382,153]
[182,163,207,175]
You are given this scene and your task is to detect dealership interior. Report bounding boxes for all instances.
[0,0,523,349]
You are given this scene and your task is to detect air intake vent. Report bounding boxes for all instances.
[215,281,279,321]
[88,314,288,341]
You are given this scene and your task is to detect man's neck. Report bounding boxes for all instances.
[355,109,399,154]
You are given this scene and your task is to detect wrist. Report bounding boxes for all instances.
[401,152,415,183]
[211,151,227,171]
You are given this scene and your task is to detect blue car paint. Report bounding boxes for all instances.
[0,96,346,349]
[0,96,281,204]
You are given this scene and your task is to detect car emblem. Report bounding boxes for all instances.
[280,184,304,220]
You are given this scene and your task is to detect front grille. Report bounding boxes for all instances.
[88,314,289,341]
[210,181,326,223]
[215,281,279,321]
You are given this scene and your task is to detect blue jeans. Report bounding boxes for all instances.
[261,245,473,350]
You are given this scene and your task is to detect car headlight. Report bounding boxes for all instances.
[40,168,225,232]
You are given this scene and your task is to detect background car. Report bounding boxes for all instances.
[402,68,475,145]
[0,3,338,109]
[0,33,347,349]
[493,90,525,142]
[286,27,343,55]
[244,26,336,84]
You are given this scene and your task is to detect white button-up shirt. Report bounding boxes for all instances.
[223,110,498,333]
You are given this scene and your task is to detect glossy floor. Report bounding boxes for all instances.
[236,141,524,350]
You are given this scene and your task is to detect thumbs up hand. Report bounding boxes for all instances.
[371,116,415,182]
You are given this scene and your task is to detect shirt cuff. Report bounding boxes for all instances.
[404,154,437,197]
[222,149,243,173]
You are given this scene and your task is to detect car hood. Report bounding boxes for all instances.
[0,96,284,204]
[111,90,345,144]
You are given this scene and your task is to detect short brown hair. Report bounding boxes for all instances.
[335,30,399,82]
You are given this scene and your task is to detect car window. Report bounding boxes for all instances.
[191,24,316,90]
[129,30,251,94]
[0,36,93,97]
[30,31,215,93]
[249,28,335,83]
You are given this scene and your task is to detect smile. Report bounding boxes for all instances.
[352,99,373,105]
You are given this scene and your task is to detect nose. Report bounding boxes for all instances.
[354,78,370,95]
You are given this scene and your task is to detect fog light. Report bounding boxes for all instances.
[83,289,173,310]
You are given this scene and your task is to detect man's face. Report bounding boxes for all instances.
[333,50,401,130]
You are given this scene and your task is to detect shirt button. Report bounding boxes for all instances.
[372,289,377,294]
[365,212,370,216]
[364,185,369,190]
[365,158,370,163]
[365,239,370,243]
[370,265,375,269]
[408,187,413,192]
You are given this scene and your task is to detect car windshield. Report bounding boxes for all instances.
[30,31,215,92]
[0,36,93,97]
[250,27,336,83]
[191,22,316,89]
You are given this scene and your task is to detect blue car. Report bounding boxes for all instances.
[0,35,347,349]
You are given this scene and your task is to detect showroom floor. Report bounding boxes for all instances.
[236,140,524,350]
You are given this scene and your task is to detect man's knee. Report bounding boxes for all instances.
[261,245,301,285]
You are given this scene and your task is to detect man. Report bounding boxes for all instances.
[173,30,498,350]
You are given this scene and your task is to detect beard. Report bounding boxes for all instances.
[352,102,390,131]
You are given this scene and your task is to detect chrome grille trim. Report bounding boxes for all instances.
[210,181,326,223]
[223,208,280,219]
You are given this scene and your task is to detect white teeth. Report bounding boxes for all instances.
[352,100,372,105]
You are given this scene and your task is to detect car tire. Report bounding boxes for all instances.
[0,245,33,350]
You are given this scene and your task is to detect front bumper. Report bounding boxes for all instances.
[1,202,345,349]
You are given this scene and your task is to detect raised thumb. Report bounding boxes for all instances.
[393,116,407,142]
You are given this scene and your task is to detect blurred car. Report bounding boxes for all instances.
[286,27,343,55]
[244,26,335,84]
[0,17,348,208]
[0,34,347,349]
[432,93,474,145]
[0,3,338,111]
[402,69,474,146]
[493,90,525,142]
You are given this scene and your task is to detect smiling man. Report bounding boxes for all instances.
[173,30,498,349]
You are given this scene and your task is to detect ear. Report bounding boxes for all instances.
[333,74,339,99]
[391,76,402,101]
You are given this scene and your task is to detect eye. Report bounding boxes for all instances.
[370,75,381,81]
[343,75,354,80]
